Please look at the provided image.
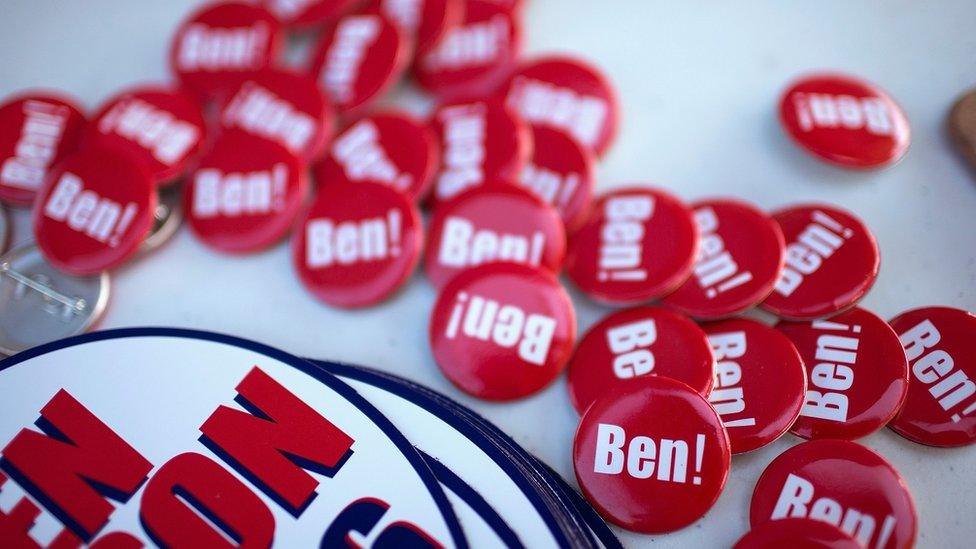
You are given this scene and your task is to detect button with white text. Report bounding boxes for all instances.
[780,73,910,169]
[33,149,156,275]
[702,318,805,454]
[750,439,917,549]
[500,55,620,157]
[662,199,785,319]
[733,517,861,549]
[186,133,307,254]
[169,2,283,102]
[220,68,334,162]
[262,0,360,28]
[293,181,422,308]
[518,125,595,233]
[309,13,408,115]
[0,92,87,206]
[565,186,699,305]
[428,98,530,206]
[424,184,565,289]
[366,0,464,59]
[761,204,879,320]
[429,262,576,401]
[315,112,439,202]
[567,307,714,414]
[415,0,522,100]
[86,85,208,186]
[888,306,976,447]
[574,376,730,533]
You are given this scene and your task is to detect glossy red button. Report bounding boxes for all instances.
[366,0,464,58]
[424,184,564,288]
[662,199,785,320]
[750,439,917,549]
[33,149,156,275]
[315,111,439,202]
[888,306,976,447]
[518,125,595,233]
[220,68,334,162]
[565,186,699,305]
[86,85,208,186]
[428,98,530,206]
[574,376,730,534]
[169,2,283,103]
[702,318,805,454]
[186,132,308,254]
[734,517,861,549]
[262,0,359,28]
[429,262,576,401]
[309,13,408,115]
[567,307,713,414]
[500,55,620,157]
[777,307,908,440]
[414,0,522,100]
[0,92,87,206]
[761,204,879,320]
[293,180,422,308]
[779,73,910,169]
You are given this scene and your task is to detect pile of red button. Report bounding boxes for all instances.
[0,2,973,546]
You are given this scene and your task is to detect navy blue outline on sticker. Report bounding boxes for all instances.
[0,328,468,549]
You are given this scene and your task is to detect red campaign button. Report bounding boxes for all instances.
[309,13,409,115]
[262,0,360,28]
[518,125,595,233]
[314,111,439,202]
[220,68,334,162]
[424,184,565,289]
[185,132,308,254]
[293,181,422,308]
[780,73,910,169]
[85,85,208,186]
[750,439,917,549]
[169,2,283,103]
[761,204,879,320]
[365,0,465,58]
[32,149,156,275]
[888,306,976,447]
[429,262,576,401]
[702,318,805,454]
[567,306,714,415]
[427,98,530,206]
[777,307,909,441]
[662,199,785,320]
[500,55,620,157]
[565,186,699,305]
[574,376,731,534]
[0,92,87,206]
[733,517,861,549]
[414,0,522,100]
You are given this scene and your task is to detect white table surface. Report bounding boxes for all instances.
[2,1,975,547]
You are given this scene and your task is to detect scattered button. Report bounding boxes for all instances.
[567,306,714,414]
[761,204,879,320]
[779,73,910,169]
[262,0,360,28]
[574,376,730,534]
[501,55,619,157]
[140,184,184,254]
[888,306,976,447]
[185,132,308,254]
[0,93,87,206]
[662,199,785,319]
[565,186,699,305]
[424,184,565,289]
[33,149,156,275]
[429,262,576,400]
[366,0,465,58]
[293,180,423,308]
[949,88,976,172]
[518,125,595,233]
[750,439,917,549]
[733,517,861,549]
[701,318,805,454]
[315,111,439,202]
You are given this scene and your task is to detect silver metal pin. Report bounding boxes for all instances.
[1,261,87,313]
